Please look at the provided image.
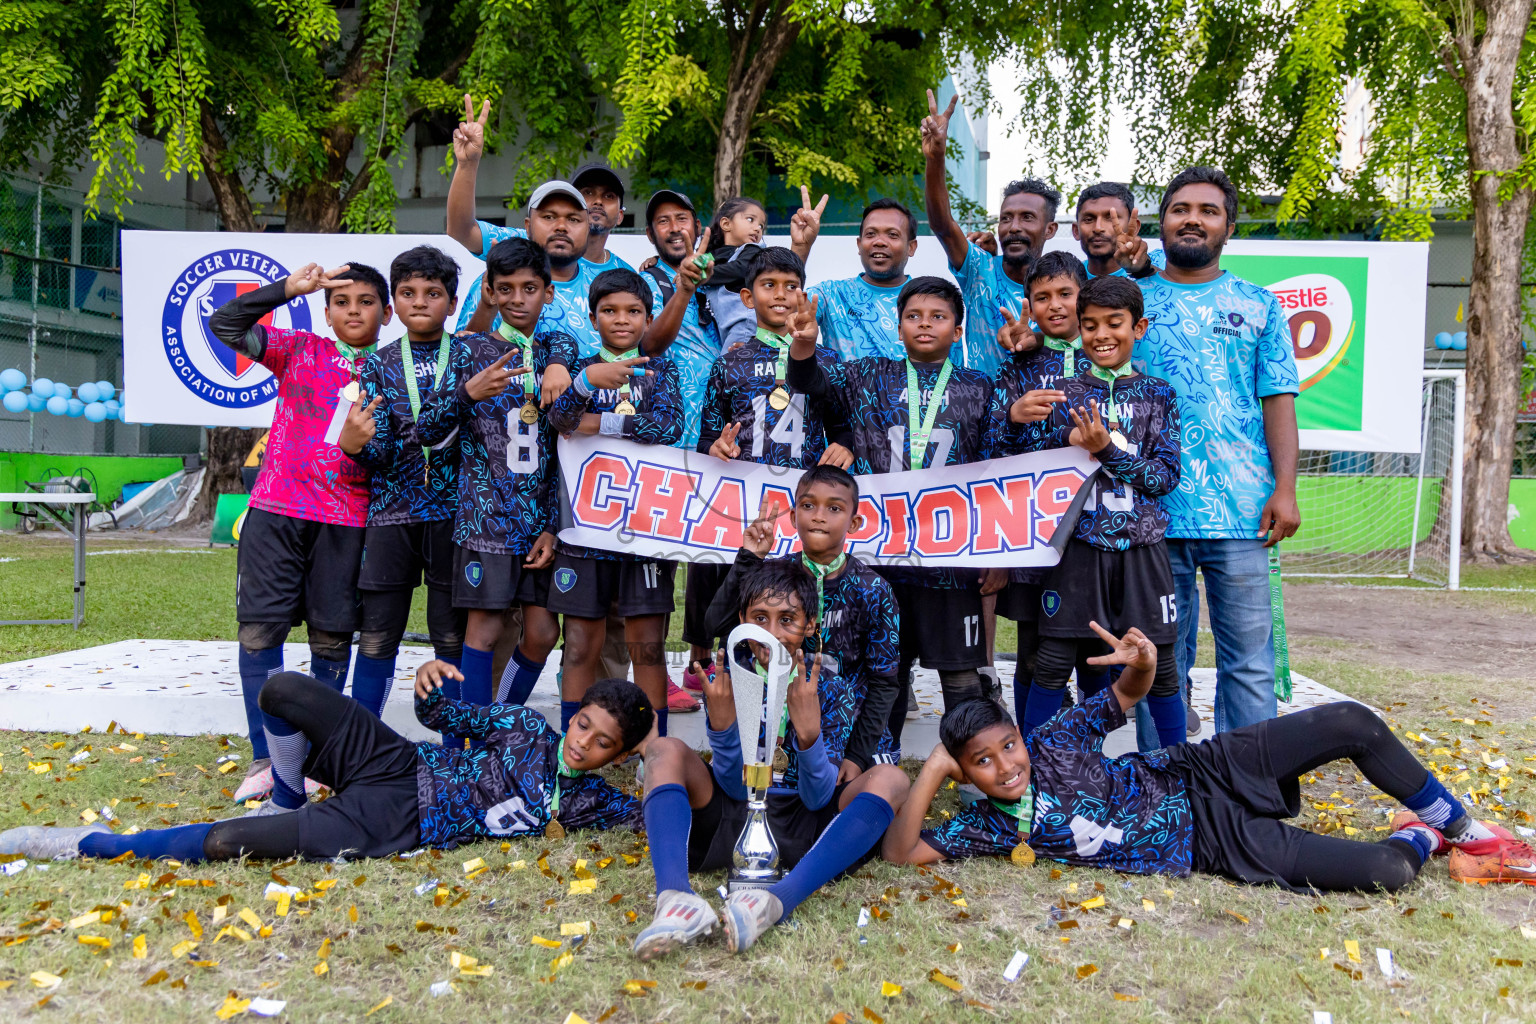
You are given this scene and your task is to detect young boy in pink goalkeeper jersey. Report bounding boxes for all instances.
[207,261,391,812]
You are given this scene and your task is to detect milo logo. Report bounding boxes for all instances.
[1267,273,1354,391]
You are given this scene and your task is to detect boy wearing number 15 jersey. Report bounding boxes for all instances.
[787,276,1000,743]
[415,238,577,721]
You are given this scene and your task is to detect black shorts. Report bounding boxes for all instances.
[452,546,550,610]
[885,581,985,671]
[1038,539,1177,643]
[1162,719,1305,890]
[358,519,456,591]
[546,552,676,619]
[687,782,877,874]
[295,695,421,859]
[995,581,1041,623]
[236,507,363,633]
[682,561,732,647]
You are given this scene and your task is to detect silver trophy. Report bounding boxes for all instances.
[724,623,795,894]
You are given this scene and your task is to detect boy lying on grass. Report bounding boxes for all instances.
[883,622,1535,890]
[0,665,652,863]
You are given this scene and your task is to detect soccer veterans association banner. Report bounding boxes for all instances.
[555,434,1099,568]
[120,231,484,427]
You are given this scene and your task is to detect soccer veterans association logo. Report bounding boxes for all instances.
[160,249,314,409]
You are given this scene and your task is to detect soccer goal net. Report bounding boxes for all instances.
[1284,370,1464,589]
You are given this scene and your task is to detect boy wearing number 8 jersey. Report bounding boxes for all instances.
[1019,275,1185,748]
[415,238,576,727]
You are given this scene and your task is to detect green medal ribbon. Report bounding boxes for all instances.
[990,789,1035,841]
[497,321,533,367]
[549,736,587,820]
[1087,361,1136,420]
[800,552,846,646]
[754,326,792,390]
[599,346,640,404]
[905,359,954,471]
[334,338,376,368]
[1043,336,1082,378]
[1269,546,1293,702]
[400,334,452,473]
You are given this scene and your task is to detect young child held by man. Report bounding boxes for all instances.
[546,268,682,733]
[634,560,909,958]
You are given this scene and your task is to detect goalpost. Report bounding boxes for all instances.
[1284,370,1464,590]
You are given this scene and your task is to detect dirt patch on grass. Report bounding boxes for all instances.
[1285,583,1536,683]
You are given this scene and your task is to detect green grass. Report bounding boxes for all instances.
[6,531,1536,1020]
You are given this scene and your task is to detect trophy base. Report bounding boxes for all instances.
[725,874,782,895]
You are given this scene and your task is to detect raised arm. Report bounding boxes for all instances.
[1089,623,1159,713]
[446,95,490,255]
[921,89,969,270]
[881,744,958,865]
[788,185,828,263]
[642,235,714,356]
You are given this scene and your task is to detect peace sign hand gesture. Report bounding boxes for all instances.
[742,495,783,558]
[709,420,743,461]
[1067,398,1113,453]
[676,232,715,294]
[790,184,829,249]
[1113,205,1149,274]
[998,306,1039,354]
[338,394,382,455]
[1084,621,1157,673]
[453,93,491,165]
[787,291,820,351]
[921,88,958,162]
[464,349,533,402]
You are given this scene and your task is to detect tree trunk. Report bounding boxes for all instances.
[712,3,802,210]
[190,426,263,521]
[284,180,345,234]
[1455,0,1535,559]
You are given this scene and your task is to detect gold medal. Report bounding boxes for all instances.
[544,818,566,840]
[768,386,791,411]
[772,746,789,773]
[341,381,361,405]
[519,402,539,425]
[1109,427,1129,451]
[613,399,636,416]
[1010,842,1036,868]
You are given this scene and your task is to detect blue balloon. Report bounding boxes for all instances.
[95,380,116,401]
[66,398,85,417]
[77,382,101,404]
[0,368,23,392]
[32,377,54,399]
[27,393,45,412]
[1453,332,1468,351]
[54,384,72,401]
[104,399,121,416]
[46,395,68,416]
[1433,331,1453,350]
[84,401,107,423]
[2,390,27,413]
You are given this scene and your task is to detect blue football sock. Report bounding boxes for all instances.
[1022,682,1066,734]
[1077,665,1112,700]
[770,792,894,917]
[437,654,463,750]
[311,655,349,693]
[560,700,580,734]
[460,645,494,708]
[1146,693,1187,750]
[1403,772,1469,833]
[657,707,668,738]
[238,646,284,760]
[262,712,309,810]
[497,646,546,705]
[350,654,395,719]
[1385,825,1439,866]
[80,822,214,863]
[643,783,694,895]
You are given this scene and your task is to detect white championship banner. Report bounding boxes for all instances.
[555,434,1099,568]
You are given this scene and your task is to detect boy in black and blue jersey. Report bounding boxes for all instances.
[414,238,574,732]
[1015,275,1185,749]
[547,268,683,734]
[341,246,467,723]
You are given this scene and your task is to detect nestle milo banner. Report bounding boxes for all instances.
[122,231,1427,451]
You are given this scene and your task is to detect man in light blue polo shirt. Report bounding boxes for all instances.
[920,89,1059,378]
[801,198,919,361]
[1133,165,1301,740]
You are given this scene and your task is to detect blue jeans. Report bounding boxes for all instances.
[1134,537,1276,749]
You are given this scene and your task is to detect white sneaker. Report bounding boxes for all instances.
[905,684,919,721]
[242,799,299,818]
[722,888,782,953]
[0,823,110,860]
[632,889,717,961]
[232,759,273,803]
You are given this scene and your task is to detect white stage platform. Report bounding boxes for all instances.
[0,640,1356,757]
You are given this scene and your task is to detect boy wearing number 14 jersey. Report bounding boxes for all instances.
[414,238,576,723]
[787,276,1003,743]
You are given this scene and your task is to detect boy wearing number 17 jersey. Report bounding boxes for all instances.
[415,238,576,723]
[787,276,1002,743]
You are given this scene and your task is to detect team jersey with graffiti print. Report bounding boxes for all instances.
[696,338,842,468]
[412,688,640,849]
[350,339,462,526]
[1034,373,1182,550]
[923,690,1193,874]
[414,329,577,555]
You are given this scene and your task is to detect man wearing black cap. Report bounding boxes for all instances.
[571,163,632,274]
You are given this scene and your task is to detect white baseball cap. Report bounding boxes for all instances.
[527,180,587,212]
